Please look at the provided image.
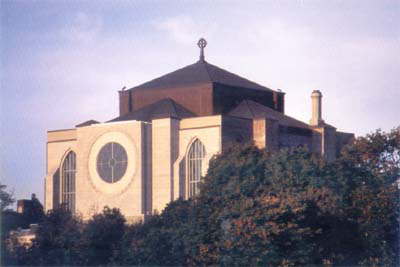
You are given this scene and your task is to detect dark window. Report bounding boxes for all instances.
[97,142,128,183]
[62,151,76,212]
[188,139,206,197]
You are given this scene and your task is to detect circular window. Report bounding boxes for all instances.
[96,142,128,183]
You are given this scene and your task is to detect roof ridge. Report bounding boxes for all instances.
[127,60,278,92]
[205,62,274,91]
[245,100,256,118]
[202,61,213,82]
[169,98,178,115]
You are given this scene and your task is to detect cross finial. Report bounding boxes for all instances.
[197,38,207,61]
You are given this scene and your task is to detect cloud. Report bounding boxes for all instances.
[61,12,103,43]
[153,15,218,45]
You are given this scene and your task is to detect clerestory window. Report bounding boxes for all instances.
[188,139,205,198]
[62,151,76,212]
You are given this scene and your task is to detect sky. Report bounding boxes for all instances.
[1,0,399,204]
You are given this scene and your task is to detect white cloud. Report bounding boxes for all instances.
[61,12,103,43]
[154,15,218,45]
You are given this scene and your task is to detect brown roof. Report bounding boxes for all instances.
[75,120,100,127]
[228,100,310,129]
[108,98,196,122]
[129,60,274,92]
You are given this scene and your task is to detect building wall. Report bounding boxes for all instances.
[279,126,313,149]
[152,116,222,211]
[119,83,213,116]
[336,131,355,155]
[46,130,77,211]
[119,83,286,118]
[46,114,353,219]
[47,116,224,218]
[253,118,279,151]
[212,83,282,114]
[46,121,150,223]
[310,126,341,161]
[221,116,253,150]
[151,118,179,213]
[175,116,222,200]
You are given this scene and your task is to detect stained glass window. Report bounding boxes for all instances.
[188,139,205,197]
[97,142,128,183]
[62,151,76,212]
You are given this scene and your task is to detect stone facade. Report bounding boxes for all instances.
[45,41,353,221]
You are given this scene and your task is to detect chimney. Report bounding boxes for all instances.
[309,90,324,126]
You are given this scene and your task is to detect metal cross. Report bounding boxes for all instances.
[197,38,207,61]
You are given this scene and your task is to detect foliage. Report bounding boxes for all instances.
[1,210,25,265]
[81,206,126,266]
[4,206,128,266]
[1,192,44,266]
[7,127,400,266]
[342,126,400,177]
[0,183,15,212]
[337,127,400,265]
[25,206,84,266]
[188,145,366,266]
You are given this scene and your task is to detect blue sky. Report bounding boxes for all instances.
[1,0,399,204]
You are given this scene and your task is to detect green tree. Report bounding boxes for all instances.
[337,127,400,266]
[26,206,84,266]
[119,127,399,266]
[188,145,363,266]
[0,183,15,211]
[1,184,20,266]
[9,127,399,266]
[81,206,126,266]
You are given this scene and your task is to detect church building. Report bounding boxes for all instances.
[45,39,353,222]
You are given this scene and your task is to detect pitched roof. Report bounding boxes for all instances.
[108,98,196,122]
[75,120,100,127]
[228,100,310,129]
[129,60,274,92]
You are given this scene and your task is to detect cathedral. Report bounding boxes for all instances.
[45,39,353,222]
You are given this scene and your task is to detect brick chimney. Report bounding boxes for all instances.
[309,90,324,126]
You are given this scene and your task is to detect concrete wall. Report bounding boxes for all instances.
[45,134,77,211]
[335,131,355,155]
[46,121,150,223]
[46,114,353,220]
[253,118,279,151]
[175,116,222,200]
[221,116,253,150]
[310,125,338,161]
[151,118,179,213]
[279,126,313,150]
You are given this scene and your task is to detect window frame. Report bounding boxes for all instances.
[186,138,206,198]
[61,150,76,212]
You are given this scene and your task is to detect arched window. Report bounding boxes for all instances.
[62,151,76,212]
[188,139,205,197]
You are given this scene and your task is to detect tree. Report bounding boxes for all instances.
[342,127,400,177]
[0,183,15,211]
[81,206,126,266]
[25,206,84,266]
[187,145,365,266]
[1,184,18,266]
[0,186,46,266]
[8,127,400,266]
[119,128,399,266]
[338,127,400,266]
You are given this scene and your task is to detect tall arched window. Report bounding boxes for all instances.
[62,151,76,212]
[188,139,205,197]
